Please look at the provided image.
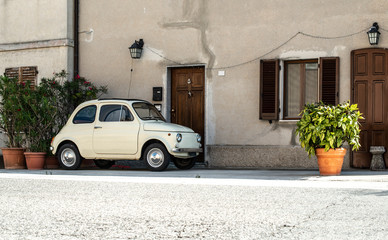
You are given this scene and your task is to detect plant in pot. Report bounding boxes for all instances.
[0,76,27,169]
[295,101,363,175]
[21,80,59,170]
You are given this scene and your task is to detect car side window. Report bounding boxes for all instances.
[99,105,133,122]
[73,105,97,124]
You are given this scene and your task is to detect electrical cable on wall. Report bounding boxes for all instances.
[146,27,371,70]
[127,58,134,98]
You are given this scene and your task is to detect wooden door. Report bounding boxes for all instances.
[171,67,205,160]
[352,48,388,168]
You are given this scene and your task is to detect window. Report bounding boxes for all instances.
[99,105,133,122]
[73,105,97,124]
[284,60,318,119]
[4,66,38,88]
[260,57,339,120]
[132,102,166,121]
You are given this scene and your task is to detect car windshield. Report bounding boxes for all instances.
[132,102,166,121]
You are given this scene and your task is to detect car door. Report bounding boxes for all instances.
[93,104,140,155]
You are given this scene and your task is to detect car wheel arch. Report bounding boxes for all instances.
[57,140,83,158]
[141,139,168,159]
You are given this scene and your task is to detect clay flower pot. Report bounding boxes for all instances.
[45,155,59,169]
[315,148,347,176]
[1,148,26,169]
[24,152,46,170]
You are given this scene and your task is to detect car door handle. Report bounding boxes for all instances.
[94,126,102,129]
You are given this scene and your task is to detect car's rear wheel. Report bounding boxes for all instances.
[173,157,196,170]
[94,160,115,169]
[58,143,82,170]
[144,143,170,171]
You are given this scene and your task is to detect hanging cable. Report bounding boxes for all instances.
[146,27,371,70]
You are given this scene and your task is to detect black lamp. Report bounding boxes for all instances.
[367,22,380,45]
[129,39,144,59]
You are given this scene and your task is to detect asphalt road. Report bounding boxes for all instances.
[0,169,387,240]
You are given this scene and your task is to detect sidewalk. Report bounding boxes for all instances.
[1,167,388,190]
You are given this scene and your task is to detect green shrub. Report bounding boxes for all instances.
[0,71,107,152]
[295,102,363,156]
[0,76,27,148]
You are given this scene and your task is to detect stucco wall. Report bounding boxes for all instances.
[78,0,388,168]
[0,0,74,80]
[0,0,74,150]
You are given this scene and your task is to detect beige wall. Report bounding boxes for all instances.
[0,0,74,80]
[77,0,388,168]
[0,0,74,149]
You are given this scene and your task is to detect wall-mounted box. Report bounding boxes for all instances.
[153,87,163,101]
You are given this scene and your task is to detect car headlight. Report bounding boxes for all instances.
[196,134,201,143]
[176,133,182,142]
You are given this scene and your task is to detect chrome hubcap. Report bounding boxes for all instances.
[61,148,76,167]
[147,148,164,168]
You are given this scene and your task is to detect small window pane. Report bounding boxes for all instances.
[305,63,318,105]
[120,106,133,121]
[285,63,301,118]
[73,105,97,124]
[100,105,121,122]
[99,105,134,122]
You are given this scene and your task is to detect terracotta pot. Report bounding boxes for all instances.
[315,148,347,176]
[24,152,46,170]
[1,148,26,169]
[45,155,59,169]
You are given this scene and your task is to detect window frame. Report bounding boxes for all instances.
[283,59,319,120]
[99,104,134,122]
[73,105,97,124]
[259,57,339,121]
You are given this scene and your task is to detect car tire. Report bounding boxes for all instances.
[57,143,83,170]
[144,143,170,171]
[173,157,196,170]
[94,160,115,169]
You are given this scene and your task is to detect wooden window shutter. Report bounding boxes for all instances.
[260,60,279,120]
[319,57,339,105]
[4,66,37,89]
[4,67,19,80]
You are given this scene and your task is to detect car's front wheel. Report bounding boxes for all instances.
[173,157,196,170]
[57,143,83,170]
[144,143,170,171]
[94,160,115,169]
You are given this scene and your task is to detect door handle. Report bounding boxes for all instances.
[171,109,175,112]
[94,126,102,129]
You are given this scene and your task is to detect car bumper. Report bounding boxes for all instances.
[172,148,203,153]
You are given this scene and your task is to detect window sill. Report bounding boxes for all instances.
[279,119,299,123]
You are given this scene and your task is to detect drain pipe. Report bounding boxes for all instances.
[74,0,79,77]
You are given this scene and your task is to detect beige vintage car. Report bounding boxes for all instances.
[50,99,202,171]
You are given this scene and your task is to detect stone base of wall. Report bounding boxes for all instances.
[206,145,351,170]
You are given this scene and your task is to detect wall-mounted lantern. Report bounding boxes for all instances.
[129,39,144,59]
[367,22,380,45]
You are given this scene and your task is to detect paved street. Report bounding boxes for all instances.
[0,169,387,239]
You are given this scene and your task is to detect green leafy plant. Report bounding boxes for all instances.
[21,81,58,152]
[0,76,27,148]
[295,101,363,156]
[0,71,107,153]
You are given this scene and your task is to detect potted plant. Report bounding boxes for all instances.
[21,81,59,170]
[295,101,363,175]
[0,76,27,169]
